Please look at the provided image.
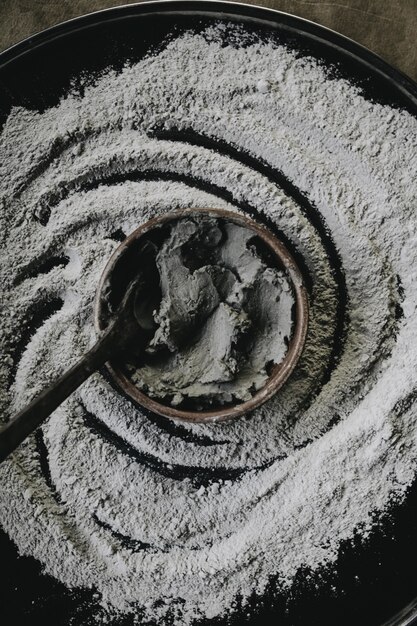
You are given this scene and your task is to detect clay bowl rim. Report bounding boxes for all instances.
[94,207,309,423]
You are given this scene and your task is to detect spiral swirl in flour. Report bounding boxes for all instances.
[1,26,417,624]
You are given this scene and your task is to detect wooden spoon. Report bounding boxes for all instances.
[0,269,156,465]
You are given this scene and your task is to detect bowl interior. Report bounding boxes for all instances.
[94,208,309,423]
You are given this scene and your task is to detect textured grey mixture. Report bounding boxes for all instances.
[128,216,295,407]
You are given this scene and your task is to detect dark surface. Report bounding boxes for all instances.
[1,3,417,625]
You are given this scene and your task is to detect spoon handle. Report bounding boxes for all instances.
[0,327,116,465]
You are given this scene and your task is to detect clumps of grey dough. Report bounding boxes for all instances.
[128,215,294,407]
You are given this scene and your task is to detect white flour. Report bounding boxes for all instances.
[1,23,417,625]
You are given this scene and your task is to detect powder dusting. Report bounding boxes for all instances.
[0,23,417,625]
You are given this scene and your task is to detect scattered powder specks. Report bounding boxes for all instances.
[1,24,417,625]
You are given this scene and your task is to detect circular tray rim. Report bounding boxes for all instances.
[0,0,416,106]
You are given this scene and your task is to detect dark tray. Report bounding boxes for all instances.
[1,2,417,625]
